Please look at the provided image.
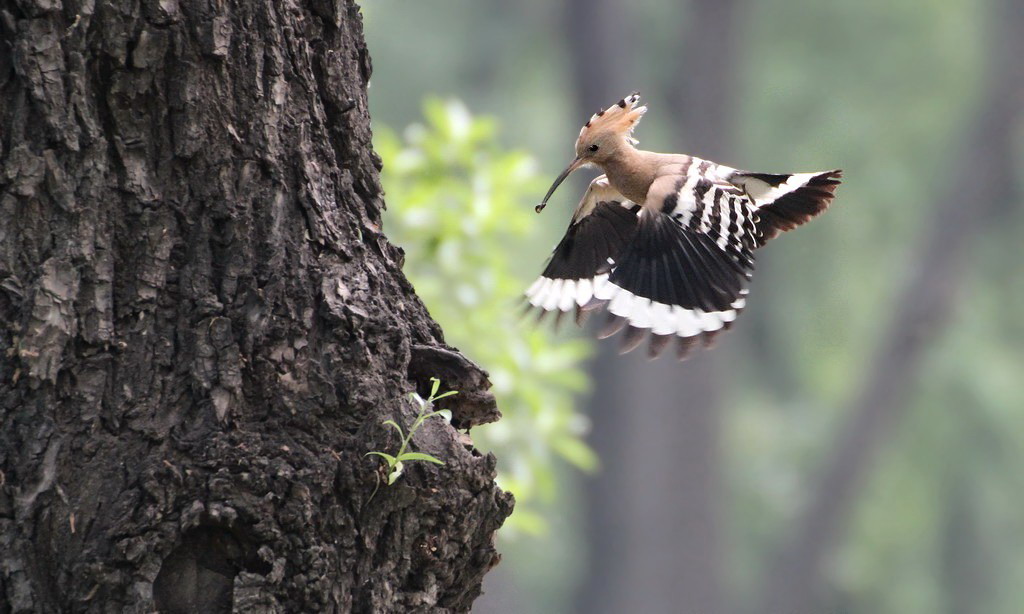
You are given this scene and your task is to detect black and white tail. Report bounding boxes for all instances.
[730,169,843,245]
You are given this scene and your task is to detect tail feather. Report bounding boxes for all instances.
[731,169,842,245]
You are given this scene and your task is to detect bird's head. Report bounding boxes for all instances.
[537,92,647,213]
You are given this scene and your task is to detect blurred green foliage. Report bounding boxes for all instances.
[376,99,596,534]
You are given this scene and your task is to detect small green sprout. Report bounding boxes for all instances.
[366,377,455,486]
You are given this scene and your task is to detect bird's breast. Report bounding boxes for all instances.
[601,166,656,206]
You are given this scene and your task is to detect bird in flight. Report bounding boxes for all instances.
[526,92,842,359]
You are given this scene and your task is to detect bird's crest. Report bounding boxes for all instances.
[576,92,647,148]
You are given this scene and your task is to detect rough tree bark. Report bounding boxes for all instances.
[754,0,1023,611]
[0,1,512,612]
[568,1,740,613]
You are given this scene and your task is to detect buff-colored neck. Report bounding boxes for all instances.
[598,145,661,205]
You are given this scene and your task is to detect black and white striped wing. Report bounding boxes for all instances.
[592,177,755,359]
[525,176,639,314]
[589,162,842,358]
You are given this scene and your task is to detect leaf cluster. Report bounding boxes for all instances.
[377,99,596,534]
[366,377,454,486]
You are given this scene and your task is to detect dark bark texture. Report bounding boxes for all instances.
[0,1,512,612]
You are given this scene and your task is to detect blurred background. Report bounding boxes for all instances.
[363,0,1024,612]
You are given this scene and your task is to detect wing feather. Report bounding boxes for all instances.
[525,176,639,311]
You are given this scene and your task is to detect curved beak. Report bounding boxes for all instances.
[536,157,585,213]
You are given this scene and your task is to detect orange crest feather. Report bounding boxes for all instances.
[575,92,648,148]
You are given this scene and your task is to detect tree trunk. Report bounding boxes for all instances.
[754,0,1023,611]
[0,1,511,612]
[941,478,990,614]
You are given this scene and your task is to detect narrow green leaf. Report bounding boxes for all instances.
[429,377,441,398]
[364,451,397,467]
[396,452,445,465]
[432,390,458,400]
[382,420,404,439]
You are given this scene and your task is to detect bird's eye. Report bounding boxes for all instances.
[587,144,600,153]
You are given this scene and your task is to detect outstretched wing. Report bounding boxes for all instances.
[525,176,639,314]
[575,157,758,357]
[593,205,754,359]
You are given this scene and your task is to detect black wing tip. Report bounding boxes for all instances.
[520,301,589,333]
[814,169,843,189]
[598,312,627,340]
[593,325,720,361]
[672,336,694,361]
[574,305,590,327]
[647,334,673,360]
[618,325,647,354]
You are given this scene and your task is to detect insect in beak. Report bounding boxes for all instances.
[536,157,586,213]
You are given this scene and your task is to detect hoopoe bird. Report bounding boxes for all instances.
[526,92,842,360]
